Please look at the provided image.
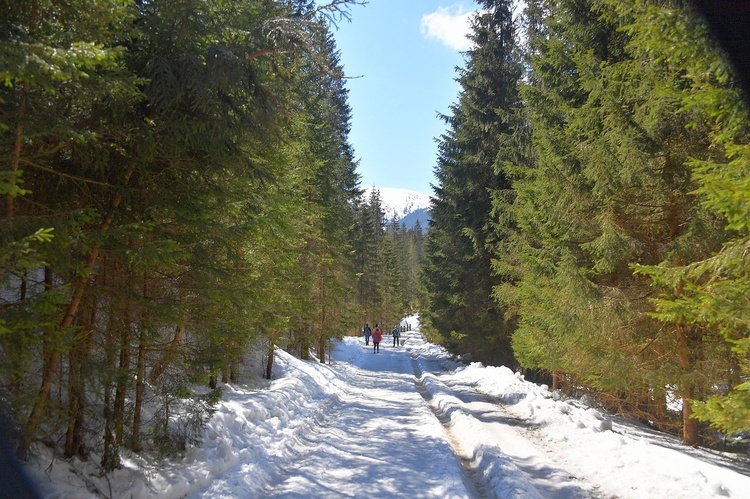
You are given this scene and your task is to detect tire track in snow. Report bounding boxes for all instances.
[411,353,603,499]
[255,344,479,498]
[411,355,489,498]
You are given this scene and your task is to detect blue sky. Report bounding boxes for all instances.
[333,1,480,196]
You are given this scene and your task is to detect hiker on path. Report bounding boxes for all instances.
[372,325,382,353]
[392,326,400,347]
[363,323,372,346]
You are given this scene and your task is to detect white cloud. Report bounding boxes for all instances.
[420,5,476,51]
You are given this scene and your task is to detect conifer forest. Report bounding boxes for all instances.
[1,0,750,477]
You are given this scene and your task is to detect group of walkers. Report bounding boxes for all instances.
[362,323,402,353]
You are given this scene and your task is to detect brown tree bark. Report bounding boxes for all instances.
[22,166,135,458]
[131,324,146,453]
[101,310,121,471]
[678,327,700,446]
[265,337,276,380]
[63,303,97,459]
[230,361,238,384]
[675,280,701,446]
[132,274,150,453]
[114,305,132,446]
[5,0,35,219]
[552,370,562,391]
[149,324,185,384]
[317,303,326,362]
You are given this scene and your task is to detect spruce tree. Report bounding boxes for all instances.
[513,0,738,444]
[1,0,365,463]
[423,0,522,367]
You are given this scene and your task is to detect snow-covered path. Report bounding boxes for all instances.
[193,334,477,498]
[189,325,605,498]
[34,314,750,498]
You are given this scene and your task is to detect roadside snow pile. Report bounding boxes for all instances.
[29,349,345,499]
[27,314,750,498]
[412,346,750,499]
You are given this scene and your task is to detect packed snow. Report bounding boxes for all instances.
[27,315,750,498]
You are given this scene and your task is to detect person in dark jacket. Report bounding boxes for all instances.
[392,326,400,347]
[363,323,372,346]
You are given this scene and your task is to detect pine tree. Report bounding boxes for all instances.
[513,0,739,444]
[1,0,365,463]
[423,0,522,367]
[627,0,750,437]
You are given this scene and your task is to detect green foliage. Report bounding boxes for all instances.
[423,0,523,368]
[353,189,422,328]
[622,0,750,435]
[693,381,750,436]
[504,0,750,440]
[152,382,223,457]
[1,0,366,467]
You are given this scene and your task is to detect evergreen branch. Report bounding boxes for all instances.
[19,159,117,188]
[246,48,274,62]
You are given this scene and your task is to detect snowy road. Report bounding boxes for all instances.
[194,333,480,498]
[175,317,750,499]
[47,313,747,498]
[189,326,609,498]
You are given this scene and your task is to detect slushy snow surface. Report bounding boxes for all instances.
[32,315,750,498]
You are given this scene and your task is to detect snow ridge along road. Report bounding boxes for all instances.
[33,315,750,497]
[180,315,750,498]
[411,346,599,498]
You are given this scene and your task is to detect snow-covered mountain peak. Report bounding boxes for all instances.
[363,186,431,222]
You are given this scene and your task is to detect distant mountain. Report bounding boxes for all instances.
[399,208,430,231]
[363,187,431,230]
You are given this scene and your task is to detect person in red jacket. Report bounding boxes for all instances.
[372,324,382,353]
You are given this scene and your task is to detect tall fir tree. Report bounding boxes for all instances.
[423,0,523,367]
[1,0,364,464]
[512,0,741,444]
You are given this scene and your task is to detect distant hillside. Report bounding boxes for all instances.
[399,208,429,231]
[363,187,431,231]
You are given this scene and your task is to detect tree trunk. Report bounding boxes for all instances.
[230,361,238,384]
[101,311,120,471]
[674,279,700,446]
[22,165,135,458]
[114,306,132,446]
[678,327,700,446]
[318,304,326,362]
[552,370,561,391]
[101,377,119,471]
[265,338,275,380]
[132,324,147,452]
[19,270,27,300]
[133,271,150,452]
[149,324,185,384]
[63,303,96,459]
[317,336,325,362]
[300,327,310,360]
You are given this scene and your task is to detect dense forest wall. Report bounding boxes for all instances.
[0,0,425,467]
[422,0,750,446]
